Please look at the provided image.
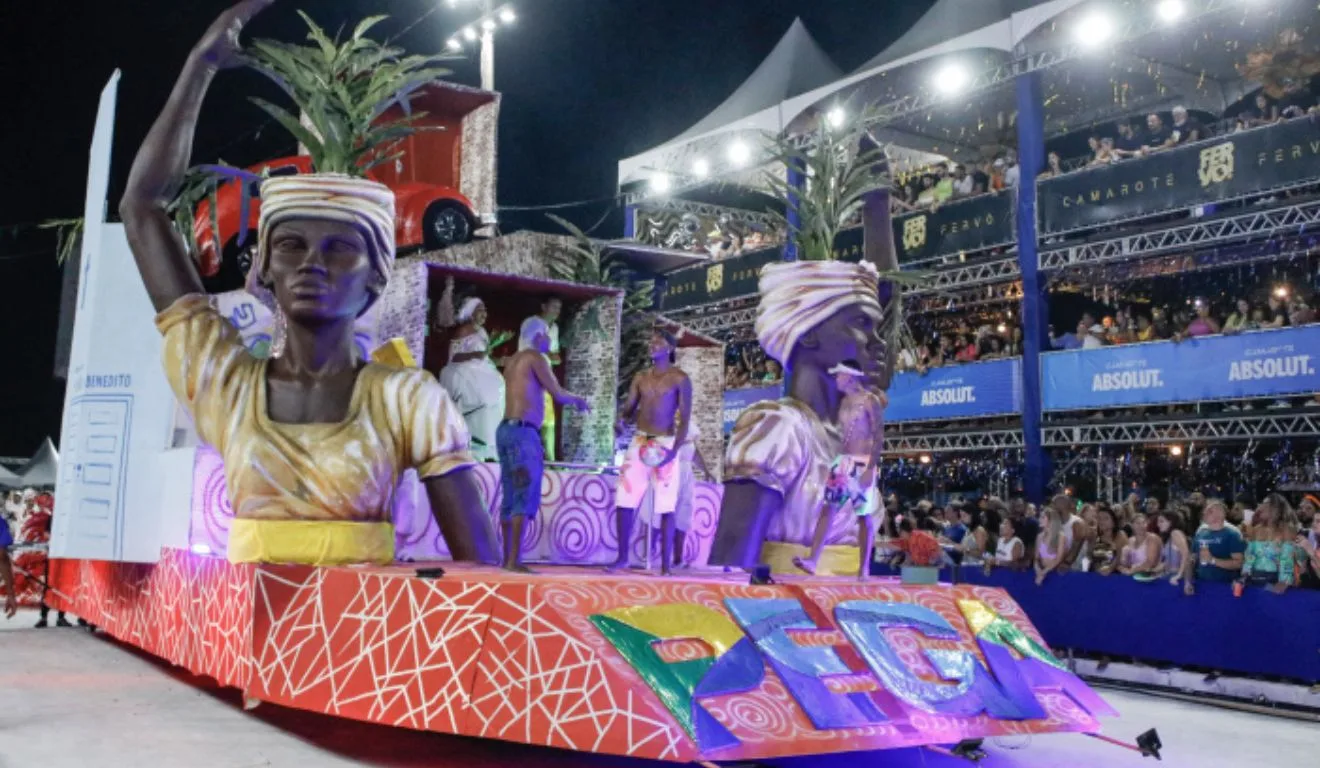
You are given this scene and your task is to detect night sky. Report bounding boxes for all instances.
[0,0,932,455]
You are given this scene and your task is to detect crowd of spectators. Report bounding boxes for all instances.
[724,332,784,390]
[892,151,1020,213]
[896,315,1022,374]
[880,489,1320,594]
[1050,288,1317,351]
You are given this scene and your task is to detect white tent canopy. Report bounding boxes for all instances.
[620,0,1301,184]
[618,18,845,186]
[17,438,59,488]
[0,464,23,489]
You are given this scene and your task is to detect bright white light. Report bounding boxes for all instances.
[446,38,462,51]
[997,323,1008,334]
[919,454,933,465]
[727,140,751,166]
[190,543,212,556]
[826,106,846,128]
[692,158,710,178]
[499,7,517,23]
[650,173,672,194]
[481,18,497,31]
[1169,445,1183,457]
[1274,285,1290,298]
[1156,0,1185,22]
[1076,12,1115,49]
[933,63,970,96]
[462,26,478,41]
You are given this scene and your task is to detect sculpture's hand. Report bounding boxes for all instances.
[195,0,276,70]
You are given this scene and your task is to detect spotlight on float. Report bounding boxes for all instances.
[481,18,497,31]
[650,173,672,195]
[462,26,478,41]
[919,454,933,465]
[1169,445,1183,457]
[1156,0,1185,23]
[499,7,517,23]
[446,38,462,51]
[933,63,970,96]
[826,106,846,129]
[727,140,751,167]
[1076,11,1114,49]
[692,157,710,179]
[997,323,1008,334]
[1274,285,1290,298]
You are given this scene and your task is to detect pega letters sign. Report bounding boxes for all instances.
[591,596,1113,752]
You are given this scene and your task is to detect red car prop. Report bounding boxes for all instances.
[193,155,477,287]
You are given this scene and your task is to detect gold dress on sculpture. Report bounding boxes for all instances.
[157,294,475,565]
[724,398,841,546]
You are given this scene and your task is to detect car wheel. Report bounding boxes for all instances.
[422,201,473,250]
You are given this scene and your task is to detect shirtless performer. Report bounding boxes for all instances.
[793,361,887,580]
[610,329,693,575]
[497,317,590,572]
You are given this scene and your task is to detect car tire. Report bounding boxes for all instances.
[422,201,474,250]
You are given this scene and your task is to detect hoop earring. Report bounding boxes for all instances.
[270,302,288,359]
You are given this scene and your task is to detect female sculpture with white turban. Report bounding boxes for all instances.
[708,194,901,572]
[435,278,508,462]
[118,0,498,567]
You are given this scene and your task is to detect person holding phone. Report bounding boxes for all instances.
[1184,499,1246,595]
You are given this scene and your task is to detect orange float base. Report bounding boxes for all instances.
[48,549,1108,763]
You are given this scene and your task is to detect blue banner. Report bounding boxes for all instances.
[1042,325,1320,411]
[723,385,781,434]
[885,358,1023,423]
[722,361,1022,429]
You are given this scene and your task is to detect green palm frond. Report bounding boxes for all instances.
[39,218,84,265]
[246,11,455,176]
[762,104,933,375]
[761,105,895,263]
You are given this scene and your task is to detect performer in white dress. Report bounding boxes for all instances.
[437,278,507,461]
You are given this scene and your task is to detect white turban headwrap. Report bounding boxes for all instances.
[520,316,549,348]
[247,174,396,314]
[754,260,882,365]
[457,297,484,324]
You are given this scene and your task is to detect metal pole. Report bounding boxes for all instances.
[479,0,495,91]
[480,29,495,91]
[1014,70,1050,505]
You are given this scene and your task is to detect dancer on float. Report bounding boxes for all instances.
[653,420,711,570]
[518,296,563,460]
[119,0,498,566]
[792,360,887,579]
[709,196,899,571]
[436,276,508,462]
[497,318,591,573]
[610,329,692,575]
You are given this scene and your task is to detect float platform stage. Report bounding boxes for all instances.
[49,549,1114,763]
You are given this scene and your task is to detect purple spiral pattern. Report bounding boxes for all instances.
[191,451,725,565]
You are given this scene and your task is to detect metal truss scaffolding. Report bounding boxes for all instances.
[1042,411,1320,447]
[634,197,782,228]
[883,428,1025,455]
[913,257,1021,295]
[660,305,757,336]
[1039,198,1320,271]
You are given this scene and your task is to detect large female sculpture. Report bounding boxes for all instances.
[709,193,901,570]
[119,0,499,566]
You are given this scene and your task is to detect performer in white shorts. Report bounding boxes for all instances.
[649,421,712,569]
